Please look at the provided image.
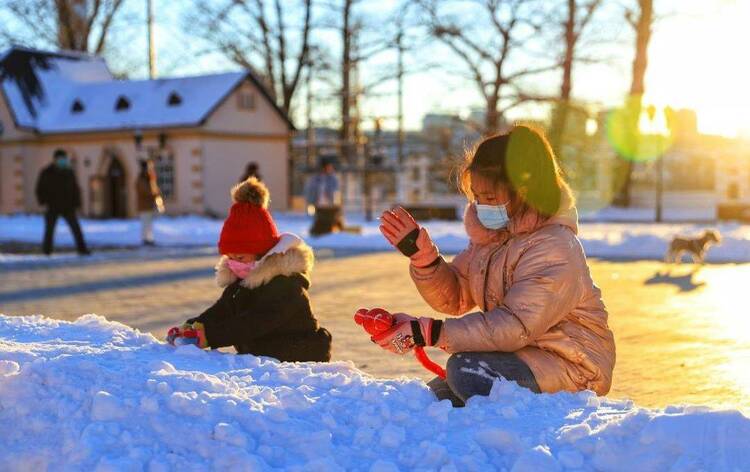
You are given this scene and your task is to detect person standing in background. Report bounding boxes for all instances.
[304,161,340,215]
[35,149,90,256]
[239,162,262,182]
[304,160,343,236]
[135,159,163,246]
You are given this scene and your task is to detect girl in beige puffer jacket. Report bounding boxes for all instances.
[377,125,615,406]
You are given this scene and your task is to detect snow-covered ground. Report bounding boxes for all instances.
[2,209,750,263]
[0,314,748,471]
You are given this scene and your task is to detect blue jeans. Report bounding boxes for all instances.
[427,352,541,407]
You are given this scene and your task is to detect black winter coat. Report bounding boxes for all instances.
[35,164,82,212]
[189,237,331,362]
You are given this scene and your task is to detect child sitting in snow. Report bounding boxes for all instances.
[167,177,332,362]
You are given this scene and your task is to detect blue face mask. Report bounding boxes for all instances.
[55,157,70,169]
[476,202,510,230]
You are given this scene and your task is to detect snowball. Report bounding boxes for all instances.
[91,391,126,421]
[557,448,585,469]
[379,424,406,449]
[0,360,20,376]
[511,446,561,472]
[557,422,593,443]
[212,422,251,449]
[369,460,400,472]
[474,427,523,454]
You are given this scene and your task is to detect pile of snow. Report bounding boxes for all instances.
[2,211,750,262]
[579,206,717,223]
[1,314,749,471]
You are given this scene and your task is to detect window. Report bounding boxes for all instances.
[237,92,255,110]
[71,99,84,113]
[167,92,182,106]
[115,96,130,111]
[149,148,175,199]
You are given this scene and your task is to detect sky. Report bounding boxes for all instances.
[4,0,748,137]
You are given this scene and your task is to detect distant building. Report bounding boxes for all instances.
[589,106,750,220]
[0,47,293,218]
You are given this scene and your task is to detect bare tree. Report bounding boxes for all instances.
[613,0,654,207]
[189,0,313,115]
[548,0,601,155]
[332,0,407,164]
[419,0,557,134]
[340,0,356,165]
[0,0,126,54]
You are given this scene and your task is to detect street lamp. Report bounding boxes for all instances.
[640,105,670,223]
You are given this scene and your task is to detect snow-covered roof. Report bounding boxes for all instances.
[0,46,291,134]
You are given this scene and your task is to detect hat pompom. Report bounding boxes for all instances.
[231,177,269,208]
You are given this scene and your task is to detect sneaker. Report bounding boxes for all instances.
[78,249,92,256]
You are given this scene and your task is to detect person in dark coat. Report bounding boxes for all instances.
[35,149,90,255]
[239,162,261,182]
[168,177,332,362]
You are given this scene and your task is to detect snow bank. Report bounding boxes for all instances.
[2,211,750,262]
[1,314,748,471]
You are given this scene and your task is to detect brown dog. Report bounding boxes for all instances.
[665,230,721,264]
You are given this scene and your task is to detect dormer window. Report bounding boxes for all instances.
[71,99,84,114]
[167,91,182,106]
[115,96,130,111]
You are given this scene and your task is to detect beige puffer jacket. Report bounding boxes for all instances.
[410,192,615,395]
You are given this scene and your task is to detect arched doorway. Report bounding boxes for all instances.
[106,157,127,218]
[90,150,128,219]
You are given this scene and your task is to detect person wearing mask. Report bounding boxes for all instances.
[35,149,90,256]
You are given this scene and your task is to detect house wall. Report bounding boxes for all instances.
[0,132,206,217]
[200,79,291,215]
[17,137,138,216]
[0,90,34,213]
[202,138,288,216]
[204,80,289,135]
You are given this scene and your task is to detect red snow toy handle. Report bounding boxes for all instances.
[354,308,447,379]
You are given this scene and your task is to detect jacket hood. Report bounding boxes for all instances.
[464,185,578,245]
[215,233,314,289]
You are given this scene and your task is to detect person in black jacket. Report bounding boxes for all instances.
[35,149,90,255]
[167,177,331,362]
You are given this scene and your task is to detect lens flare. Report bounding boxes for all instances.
[605,95,675,163]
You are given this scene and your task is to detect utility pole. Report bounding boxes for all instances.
[655,151,664,223]
[147,0,157,79]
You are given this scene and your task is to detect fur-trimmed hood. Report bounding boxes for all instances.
[215,233,314,289]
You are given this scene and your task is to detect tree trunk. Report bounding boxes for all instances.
[614,0,653,207]
[485,95,500,135]
[57,0,89,51]
[549,0,576,158]
[340,0,354,167]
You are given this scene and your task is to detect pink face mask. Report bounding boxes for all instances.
[227,259,256,279]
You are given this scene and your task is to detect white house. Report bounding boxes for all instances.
[0,46,293,218]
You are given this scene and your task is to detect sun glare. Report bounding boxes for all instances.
[644,2,750,138]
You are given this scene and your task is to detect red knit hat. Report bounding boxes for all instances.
[218,178,280,255]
